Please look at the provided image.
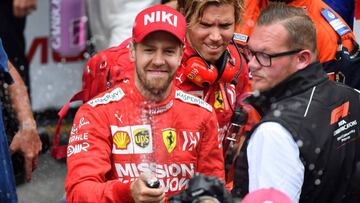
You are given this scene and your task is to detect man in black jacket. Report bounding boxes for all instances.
[232,3,360,203]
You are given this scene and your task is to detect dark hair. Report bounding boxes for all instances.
[257,3,317,54]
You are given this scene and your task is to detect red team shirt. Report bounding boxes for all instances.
[175,41,251,141]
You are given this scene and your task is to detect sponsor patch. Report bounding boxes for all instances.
[148,100,173,115]
[133,128,150,148]
[330,101,349,125]
[175,90,212,112]
[113,131,131,150]
[67,142,90,157]
[114,112,123,123]
[187,90,204,99]
[330,101,360,148]
[214,90,225,110]
[111,125,153,154]
[162,128,177,153]
[71,116,90,135]
[233,33,248,43]
[181,131,200,151]
[115,162,195,192]
[333,119,359,148]
[88,87,125,107]
[68,132,88,144]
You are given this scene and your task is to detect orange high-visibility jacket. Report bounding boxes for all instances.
[235,0,356,63]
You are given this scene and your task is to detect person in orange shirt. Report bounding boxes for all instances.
[235,0,356,63]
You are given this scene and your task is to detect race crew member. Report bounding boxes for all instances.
[174,0,259,188]
[65,5,224,203]
[175,0,252,136]
[235,0,356,63]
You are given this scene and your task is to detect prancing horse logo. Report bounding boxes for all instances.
[162,128,177,153]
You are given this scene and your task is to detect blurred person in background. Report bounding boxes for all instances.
[6,58,42,183]
[86,0,160,52]
[1,37,41,202]
[0,0,36,89]
[0,0,41,184]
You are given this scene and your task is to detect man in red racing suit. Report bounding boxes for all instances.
[65,4,224,203]
[65,81,224,202]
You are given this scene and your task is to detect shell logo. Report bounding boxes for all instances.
[113,131,130,150]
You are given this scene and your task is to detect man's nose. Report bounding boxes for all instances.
[209,28,222,41]
[153,51,165,66]
[248,56,261,72]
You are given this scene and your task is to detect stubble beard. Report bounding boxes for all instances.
[136,70,174,102]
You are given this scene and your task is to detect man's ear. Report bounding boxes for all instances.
[296,49,312,70]
[129,41,136,62]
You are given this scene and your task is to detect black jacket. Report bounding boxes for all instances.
[232,62,360,203]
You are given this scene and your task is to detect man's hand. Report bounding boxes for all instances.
[130,173,165,203]
[7,62,41,182]
[9,122,42,182]
[13,0,38,18]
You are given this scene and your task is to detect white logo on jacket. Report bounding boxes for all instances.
[67,142,90,157]
[115,162,194,192]
[181,131,200,151]
[88,88,124,107]
[175,90,212,112]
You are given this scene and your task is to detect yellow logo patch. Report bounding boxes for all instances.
[134,129,150,148]
[162,128,177,153]
[214,90,225,110]
[113,131,130,150]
